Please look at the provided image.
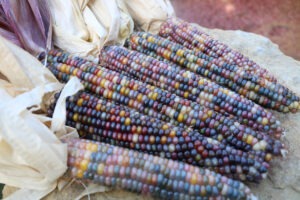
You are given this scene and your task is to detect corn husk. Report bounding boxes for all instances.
[48,0,133,58]
[0,0,52,56]
[0,36,82,199]
[124,0,175,33]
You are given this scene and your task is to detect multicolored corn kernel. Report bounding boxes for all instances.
[159,17,276,83]
[126,32,300,113]
[64,138,255,199]
[100,45,283,136]
[40,49,284,155]
[48,90,270,181]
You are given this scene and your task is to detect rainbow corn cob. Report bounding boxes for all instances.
[159,18,277,83]
[65,138,255,199]
[100,45,283,136]
[48,90,270,181]
[39,49,284,155]
[126,32,300,113]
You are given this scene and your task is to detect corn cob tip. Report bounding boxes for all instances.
[281,149,288,158]
[250,194,258,200]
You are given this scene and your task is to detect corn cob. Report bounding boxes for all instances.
[159,18,276,83]
[65,138,255,199]
[126,32,300,113]
[48,90,270,181]
[39,49,284,155]
[100,45,282,136]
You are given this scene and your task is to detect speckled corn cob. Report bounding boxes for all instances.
[48,91,270,181]
[65,138,255,199]
[39,49,284,155]
[126,32,300,113]
[159,18,276,83]
[100,45,282,136]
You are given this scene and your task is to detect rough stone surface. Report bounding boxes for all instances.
[4,28,300,200]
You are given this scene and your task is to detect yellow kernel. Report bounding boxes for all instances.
[137,126,142,134]
[170,130,176,137]
[119,110,126,117]
[163,50,168,58]
[246,135,253,145]
[162,124,169,130]
[72,68,78,76]
[108,91,113,99]
[147,36,155,43]
[60,64,67,73]
[96,104,101,111]
[125,118,131,125]
[125,88,130,96]
[77,169,84,178]
[86,142,92,150]
[152,92,158,100]
[133,84,139,91]
[161,136,167,144]
[178,113,184,122]
[92,76,97,84]
[120,87,126,95]
[176,50,184,57]
[166,51,171,59]
[190,119,196,126]
[97,163,105,175]
[96,70,102,77]
[204,70,209,76]
[150,136,155,144]
[202,114,208,120]
[175,82,180,89]
[207,110,213,117]
[179,58,185,65]
[265,153,272,162]
[65,65,71,74]
[254,85,260,92]
[73,113,78,121]
[77,98,83,106]
[217,134,223,141]
[133,37,139,44]
[184,92,189,98]
[198,79,204,85]
[190,173,197,185]
[90,144,98,152]
[137,94,143,102]
[100,79,106,88]
[80,160,89,171]
[128,99,134,107]
[186,62,191,69]
[261,118,268,125]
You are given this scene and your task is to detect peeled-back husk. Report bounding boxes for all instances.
[0,36,83,199]
[48,0,133,58]
[0,0,52,56]
[124,0,175,33]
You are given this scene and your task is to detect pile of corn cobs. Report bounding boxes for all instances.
[40,18,300,199]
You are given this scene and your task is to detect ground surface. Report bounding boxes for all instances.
[172,0,300,61]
